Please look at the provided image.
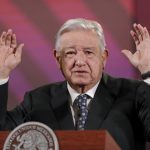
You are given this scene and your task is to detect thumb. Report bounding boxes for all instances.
[15,43,24,58]
[121,49,133,62]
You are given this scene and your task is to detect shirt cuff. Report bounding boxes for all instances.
[144,78,150,84]
[0,77,9,85]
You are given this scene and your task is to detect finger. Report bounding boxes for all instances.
[133,23,143,41]
[130,30,140,46]
[11,34,17,48]
[143,27,150,39]
[0,31,7,45]
[121,50,133,62]
[14,43,24,60]
[5,29,13,46]
[137,24,145,40]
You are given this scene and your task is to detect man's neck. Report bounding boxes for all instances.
[69,82,100,93]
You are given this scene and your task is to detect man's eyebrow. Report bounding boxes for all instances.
[62,46,75,50]
[83,46,95,50]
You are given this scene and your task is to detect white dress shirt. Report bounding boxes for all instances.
[67,81,100,124]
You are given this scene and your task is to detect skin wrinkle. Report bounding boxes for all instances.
[54,29,108,93]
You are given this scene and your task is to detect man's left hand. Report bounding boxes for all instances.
[122,23,150,74]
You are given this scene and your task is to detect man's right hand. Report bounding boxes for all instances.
[0,29,24,79]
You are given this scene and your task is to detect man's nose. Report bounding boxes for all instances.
[75,52,86,66]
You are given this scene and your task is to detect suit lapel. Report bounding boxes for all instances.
[51,82,74,130]
[50,74,120,130]
[85,75,116,129]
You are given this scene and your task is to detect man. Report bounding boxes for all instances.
[0,18,150,150]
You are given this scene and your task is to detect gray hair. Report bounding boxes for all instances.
[55,18,106,51]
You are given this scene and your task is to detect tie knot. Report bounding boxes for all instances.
[74,94,88,108]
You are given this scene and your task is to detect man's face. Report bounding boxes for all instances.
[55,30,108,91]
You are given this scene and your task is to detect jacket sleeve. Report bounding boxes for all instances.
[0,82,8,130]
[0,82,32,130]
[136,81,150,141]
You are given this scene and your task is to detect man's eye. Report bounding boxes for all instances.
[66,51,75,55]
[84,50,94,56]
[84,48,94,56]
[67,51,75,54]
[65,51,76,57]
[85,51,92,54]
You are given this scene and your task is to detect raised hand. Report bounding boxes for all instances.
[122,23,150,74]
[0,29,24,79]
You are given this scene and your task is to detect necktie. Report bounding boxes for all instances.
[73,94,89,130]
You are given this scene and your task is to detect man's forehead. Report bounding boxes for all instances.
[62,45,96,49]
[59,31,99,45]
[60,29,98,37]
[60,45,99,54]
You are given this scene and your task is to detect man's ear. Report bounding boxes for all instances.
[102,49,108,67]
[54,49,61,68]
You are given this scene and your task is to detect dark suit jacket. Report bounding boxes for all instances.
[1,73,150,150]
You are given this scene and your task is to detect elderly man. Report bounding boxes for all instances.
[0,18,150,150]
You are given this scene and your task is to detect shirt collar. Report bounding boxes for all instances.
[67,81,100,105]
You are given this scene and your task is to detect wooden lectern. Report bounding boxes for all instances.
[0,130,121,150]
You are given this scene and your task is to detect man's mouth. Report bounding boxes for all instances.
[73,70,88,74]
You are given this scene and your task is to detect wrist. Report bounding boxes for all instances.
[0,69,10,79]
[138,64,150,74]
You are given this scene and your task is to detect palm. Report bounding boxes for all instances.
[129,51,140,68]
[122,24,150,74]
[132,38,150,66]
[4,52,19,70]
[0,30,23,78]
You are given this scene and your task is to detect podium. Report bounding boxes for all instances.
[0,130,121,150]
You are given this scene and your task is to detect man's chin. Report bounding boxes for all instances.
[71,80,91,87]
